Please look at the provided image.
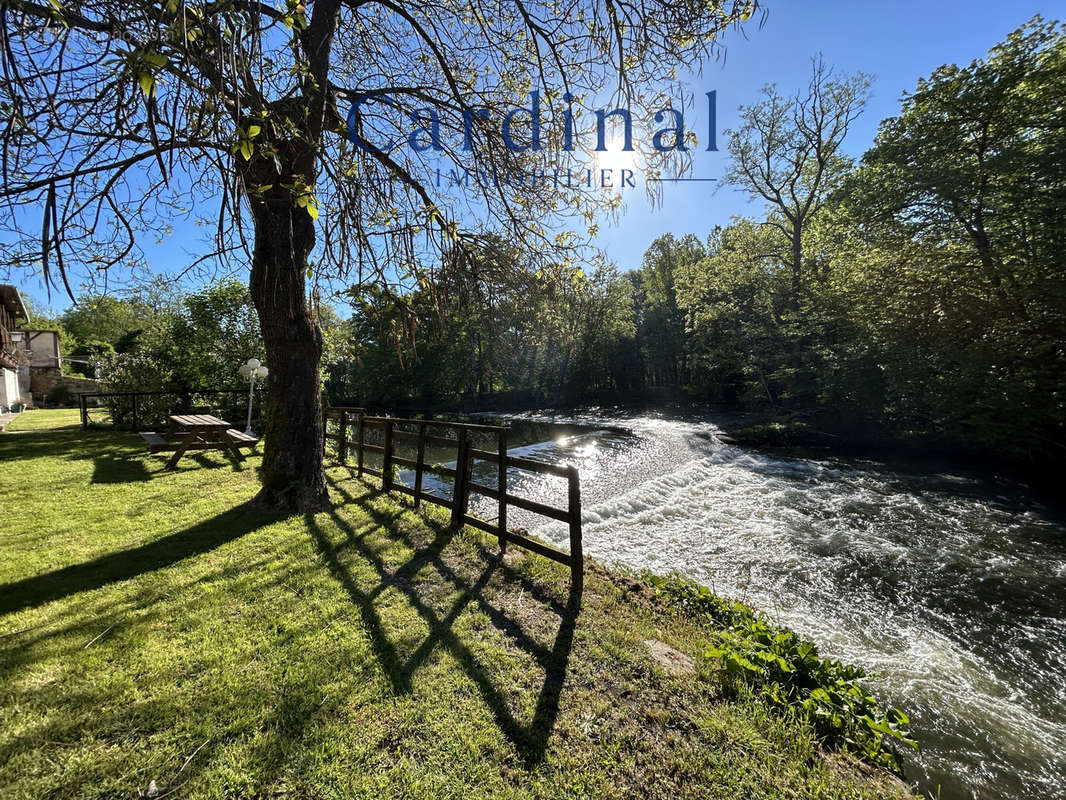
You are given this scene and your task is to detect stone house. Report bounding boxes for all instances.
[0,284,29,410]
[0,284,101,408]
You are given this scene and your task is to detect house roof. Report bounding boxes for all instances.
[0,284,29,323]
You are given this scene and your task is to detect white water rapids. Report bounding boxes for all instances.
[409,411,1066,800]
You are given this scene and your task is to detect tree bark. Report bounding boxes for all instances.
[790,226,803,311]
[245,148,330,513]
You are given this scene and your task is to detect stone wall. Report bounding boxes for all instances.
[28,367,101,406]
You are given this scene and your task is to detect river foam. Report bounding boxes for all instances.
[472,411,1066,800]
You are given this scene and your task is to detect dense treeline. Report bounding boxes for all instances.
[31,20,1063,463]
[327,238,642,406]
[30,279,352,403]
[335,18,1066,462]
[687,18,1066,460]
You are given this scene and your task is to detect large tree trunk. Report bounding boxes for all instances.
[245,150,330,513]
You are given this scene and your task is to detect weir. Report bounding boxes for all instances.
[434,410,1066,800]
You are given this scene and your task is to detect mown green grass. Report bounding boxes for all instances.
[5,408,82,431]
[0,410,911,799]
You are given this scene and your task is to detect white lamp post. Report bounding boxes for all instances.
[239,358,269,435]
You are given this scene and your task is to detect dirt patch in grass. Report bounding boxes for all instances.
[643,639,696,676]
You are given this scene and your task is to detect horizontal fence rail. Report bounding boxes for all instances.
[324,407,583,588]
[79,389,258,431]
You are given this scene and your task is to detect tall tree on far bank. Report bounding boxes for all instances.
[847,16,1065,323]
[831,16,1066,456]
[0,0,756,511]
[676,220,789,404]
[634,233,704,386]
[723,58,870,308]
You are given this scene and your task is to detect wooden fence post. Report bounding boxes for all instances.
[497,430,507,551]
[568,465,583,589]
[357,413,365,477]
[339,411,349,464]
[461,435,473,520]
[451,429,469,528]
[414,421,427,508]
[382,419,394,491]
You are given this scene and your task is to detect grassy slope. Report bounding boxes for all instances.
[1,410,909,800]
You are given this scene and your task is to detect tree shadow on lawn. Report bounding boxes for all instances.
[91,454,152,483]
[0,427,128,462]
[0,538,332,783]
[0,502,276,618]
[2,427,247,485]
[308,475,579,767]
[0,544,337,798]
[0,466,581,792]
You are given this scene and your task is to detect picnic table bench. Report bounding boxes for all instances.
[140,414,258,469]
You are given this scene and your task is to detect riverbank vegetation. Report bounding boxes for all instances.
[329,18,1065,470]
[28,19,1063,476]
[647,576,917,772]
[1,412,914,799]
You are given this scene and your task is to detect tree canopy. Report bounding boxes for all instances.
[677,17,1066,458]
[339,17,1066,467]
[0,0,757,509]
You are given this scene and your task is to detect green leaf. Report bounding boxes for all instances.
[888,708,909,725]
[138,73,156,98]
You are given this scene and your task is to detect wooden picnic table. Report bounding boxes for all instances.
[140,414,258,469]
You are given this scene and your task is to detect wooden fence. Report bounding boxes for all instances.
[324,406,583,588]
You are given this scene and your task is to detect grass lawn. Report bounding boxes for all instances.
[4,408,83,431]
[0,410,911,799]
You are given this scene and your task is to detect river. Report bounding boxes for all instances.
[397,409,1066,800]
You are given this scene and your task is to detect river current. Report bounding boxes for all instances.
[404,410,1066,800]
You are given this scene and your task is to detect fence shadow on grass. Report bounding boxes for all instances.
[308,474,579,767]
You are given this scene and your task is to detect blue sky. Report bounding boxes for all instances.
[596,0,1057,270]
[13,0,1057,311]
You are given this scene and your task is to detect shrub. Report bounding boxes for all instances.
[46,385,74,407]
[99,351,175,428]
[645,573,917,773]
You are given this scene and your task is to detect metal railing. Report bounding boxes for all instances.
[324,406,583,588]
[79,389,257,430]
